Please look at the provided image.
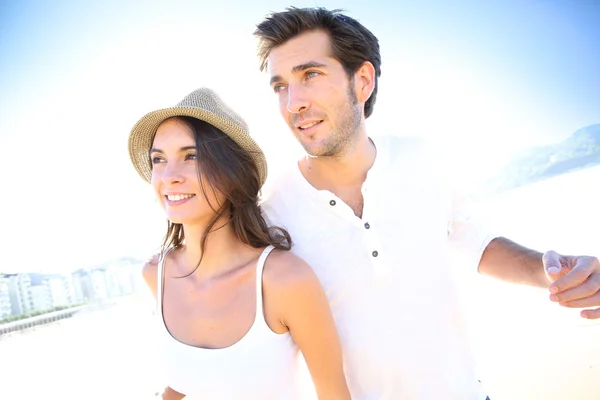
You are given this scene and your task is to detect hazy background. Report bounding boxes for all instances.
[1,1,599,399]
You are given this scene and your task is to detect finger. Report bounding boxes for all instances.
[542,250,564,283]
[557,289,600,308]
[549,258,593,294]
[581,307,600,320]
[550,274,600,302]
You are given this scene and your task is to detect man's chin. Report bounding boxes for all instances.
[302,141,341,158]
[302,145,327,157]
[298,137,323,156]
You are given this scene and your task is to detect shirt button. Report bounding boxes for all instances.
[329,200,336,206]
[372,250,378,257]
[364,222,370,229]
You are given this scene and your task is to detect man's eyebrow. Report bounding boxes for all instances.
[269,61,327,86]
[292,61,327,74]
[269,75,283,86]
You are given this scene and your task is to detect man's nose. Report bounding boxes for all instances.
[286,85,310,114]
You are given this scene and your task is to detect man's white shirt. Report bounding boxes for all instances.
[261,135,496,400]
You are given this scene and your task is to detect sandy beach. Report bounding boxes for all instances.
[1,290,598,400]
[0,295,160,399]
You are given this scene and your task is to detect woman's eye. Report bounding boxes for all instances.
[151,156,164,164]
[185,153,197,161]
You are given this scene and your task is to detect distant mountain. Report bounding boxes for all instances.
[482,123,600,195]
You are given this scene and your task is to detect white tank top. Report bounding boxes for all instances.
[157,245,300,400]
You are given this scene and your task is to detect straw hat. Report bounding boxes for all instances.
[128,88,267,185]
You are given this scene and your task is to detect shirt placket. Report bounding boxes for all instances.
[361,184,389,279]
[317,187,390,278]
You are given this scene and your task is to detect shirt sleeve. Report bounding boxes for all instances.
[421,137,498,272]
[447,189,498,272]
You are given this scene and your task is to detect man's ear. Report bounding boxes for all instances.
[354,61,376,104]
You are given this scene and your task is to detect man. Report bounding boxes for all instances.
[254,6,600,400]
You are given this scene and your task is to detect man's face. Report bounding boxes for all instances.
[267,30,362,158]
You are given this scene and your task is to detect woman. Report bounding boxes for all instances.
[128,88,350,400]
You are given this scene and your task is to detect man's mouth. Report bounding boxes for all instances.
[297,120,322,130]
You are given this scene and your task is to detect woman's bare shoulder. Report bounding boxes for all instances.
[262,249,320,292]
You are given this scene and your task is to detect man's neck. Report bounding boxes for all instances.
[299,133,376,218]
[299,133,376,192]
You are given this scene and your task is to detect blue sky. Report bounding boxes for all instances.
[0,0,598,273]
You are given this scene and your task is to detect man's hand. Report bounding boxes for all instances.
[543,250,600,319]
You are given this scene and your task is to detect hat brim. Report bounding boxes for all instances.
[128,106,267,185]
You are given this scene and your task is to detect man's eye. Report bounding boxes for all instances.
[306,71,319,79]
[273,84,286,93]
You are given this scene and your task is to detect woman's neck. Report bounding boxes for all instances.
[174,217,252,279]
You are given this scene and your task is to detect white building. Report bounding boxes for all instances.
[71,269,94,302]
[71,268,110,301]
[0,274,11,319]
[6,274,34,316]
[45,275,74,307]
[27,274,74,311]
[90,269,109,300]
[30,284,52,311]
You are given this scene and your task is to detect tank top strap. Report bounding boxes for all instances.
[156,251,165,311]
[255,245,276,321]
[157,248,174,312]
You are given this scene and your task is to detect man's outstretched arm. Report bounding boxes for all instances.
[478,237,547,288]
[478,237,600,319]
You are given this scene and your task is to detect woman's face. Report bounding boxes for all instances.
[150,118,222,226]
